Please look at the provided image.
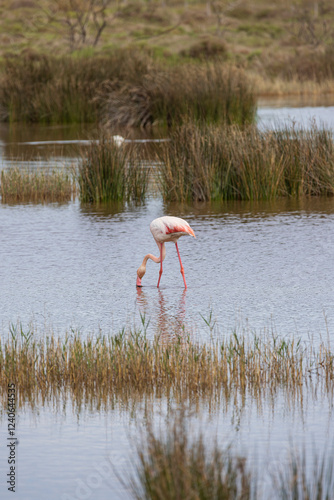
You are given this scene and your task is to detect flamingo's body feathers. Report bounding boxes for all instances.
[150,216,196,243]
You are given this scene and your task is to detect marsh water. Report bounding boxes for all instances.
[1,102,334,499]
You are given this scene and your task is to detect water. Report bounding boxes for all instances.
[1,102,334,499]
[1,196,334,342]
[257,95,334,130]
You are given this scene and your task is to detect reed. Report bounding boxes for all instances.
[157,123,334,202]
[98,63,256,129]
[275,447,334,500]
[0,50,153,124]
[132,410,252,500]
[0,167,75,202]
[77,135,149,202]
[0,325,333,403]
[133,411,334,500]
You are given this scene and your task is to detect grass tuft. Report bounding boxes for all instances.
[77,134,149,202]
[132,411,252,500]
[133,411,334,500]
[0,167,75,202]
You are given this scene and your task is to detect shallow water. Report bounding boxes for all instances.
[1,196,334,343]
[1,102,334,499]
[257,95,334,130]
[0,385,333,500]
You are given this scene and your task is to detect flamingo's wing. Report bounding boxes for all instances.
[161,216,195,238]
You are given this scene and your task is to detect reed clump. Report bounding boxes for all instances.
[78,135,149,202]
[97,63,256,129]
[0,167,75,202]
[158,123,334,201]
[133,412,252,500]
[1,325,333,402]
[133,411,334,500]
[0,51,153,123]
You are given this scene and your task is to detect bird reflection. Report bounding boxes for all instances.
[136,287,188,341]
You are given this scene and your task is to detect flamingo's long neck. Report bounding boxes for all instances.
[137,243,166,285]
[142,243,166,267]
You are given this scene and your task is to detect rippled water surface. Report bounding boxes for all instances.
[1,196,334,342]
[1,103,334,499]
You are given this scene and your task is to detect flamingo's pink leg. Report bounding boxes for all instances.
[157,243,163,287]
[175,242,187,289]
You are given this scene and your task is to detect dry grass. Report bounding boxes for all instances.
[133,411,334,500]
[0,324,333,404]
[157,123,334,202]
[0,53,255,127]
[0,50,153,123]
[88,62,256,129]
[1,1,334,97]
[132,411,252,500]
[0,166,75,202]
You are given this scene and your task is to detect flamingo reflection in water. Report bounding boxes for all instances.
[136,288,188,341]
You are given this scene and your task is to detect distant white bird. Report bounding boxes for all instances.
[112,135,125,147]
[136,216,196,289]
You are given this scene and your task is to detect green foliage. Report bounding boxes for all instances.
[78,134,149,202]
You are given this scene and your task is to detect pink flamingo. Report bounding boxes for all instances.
[136,216,196,289]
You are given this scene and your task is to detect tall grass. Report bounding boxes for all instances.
[100,63,256,129]
[1,326,333,402]
[133,411,334,500]
[0,50,153,123]
[157,123,334,201]
[0,167,75,202]
[78,135,149,202]
[0,53,255,127]
[265,48,334,83]
[132,411,253,500]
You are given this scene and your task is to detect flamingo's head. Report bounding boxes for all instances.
[136,264,146,287]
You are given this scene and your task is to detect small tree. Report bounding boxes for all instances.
[206,0,243,36]
[35,0,115,50]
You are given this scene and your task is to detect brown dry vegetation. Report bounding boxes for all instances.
[158,123,334,201]
[1,326,333,407]
[1,0,334,95]
[133,411,334,500]
[0,166,75,202]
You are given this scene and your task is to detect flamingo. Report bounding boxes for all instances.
[136,216,196,289]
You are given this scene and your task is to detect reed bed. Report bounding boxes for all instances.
[0,51,153,124]
[0,52,255,127]
[1,326,333,402]
[158,123,334,201]
[99,63,256,129]
[0,167,75,203]
[78,135,149,202]
[133,411,334,500]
